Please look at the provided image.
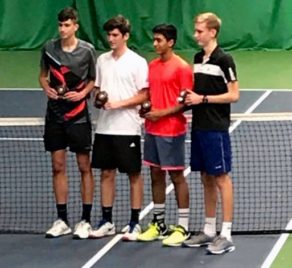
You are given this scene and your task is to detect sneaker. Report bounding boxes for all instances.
[137,222,169,242]
[182,232,215,248]
[45,219,72,238]
[162,225,190,247]
[73,220,92,239]
[206,236,235,255]
[122,222,142,241]
[89,220,116,239]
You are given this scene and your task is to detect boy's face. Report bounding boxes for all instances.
[106,28,129,51]
[153,33,173,55]
[194,21,216,47]
[58,19,78,40]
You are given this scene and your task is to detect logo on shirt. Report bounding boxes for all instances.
[129,143,136,148]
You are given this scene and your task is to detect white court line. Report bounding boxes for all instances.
[261,219,292,268]
[82,90,272,268]
[230,90,272,132]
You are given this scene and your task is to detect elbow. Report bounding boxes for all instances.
[231,91,240,103]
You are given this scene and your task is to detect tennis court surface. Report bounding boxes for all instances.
[0,88,291,268]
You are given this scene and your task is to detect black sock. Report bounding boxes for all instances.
[57,204,68,224]
[81,204,92,223]
[102,206,113,223]
[130,208,141,224]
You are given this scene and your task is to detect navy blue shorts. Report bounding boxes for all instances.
[143,133,185,170]
[190,130,231,176]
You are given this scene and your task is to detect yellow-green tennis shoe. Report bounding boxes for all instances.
[137,222,169,241]
[162,225,190,247]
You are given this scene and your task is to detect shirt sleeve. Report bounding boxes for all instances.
[40,44,49,71]
[220,54,237,82]
[87,46,97,81]
[178,64,193,90]
[94,55,101,87]
[134,58,149,90]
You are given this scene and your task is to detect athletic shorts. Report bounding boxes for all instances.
[44,121,92,153]
[190,130,231,176]
[91,134,141,174]
[143,133,185,170]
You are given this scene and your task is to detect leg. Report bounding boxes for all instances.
[129,173,143,218]
[51,150,68,209]
[76,152,94,205]
[215,173,233,222]
[100,169,116,208]
[206,173,235,254]
[45,150,71,238]
[151,166,166,205]
[122,172,143,241]
[169,170,189,209]
[169,170,189,231]
[215,173,233,241]
[72,152,94,239]
[88,169,117,239]
[202,172,217,219]
[161,170,190,247]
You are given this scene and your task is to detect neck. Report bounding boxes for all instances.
[61,36,78,52]
[203,40,217,58]
[160,50,173,62]
[112,45,127,59]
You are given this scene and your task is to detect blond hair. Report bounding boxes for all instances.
[194,12,221,36]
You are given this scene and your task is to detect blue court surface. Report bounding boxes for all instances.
[0,89,291,268]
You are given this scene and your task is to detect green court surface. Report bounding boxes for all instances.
[1,50,292,89]
[272,235,292,268]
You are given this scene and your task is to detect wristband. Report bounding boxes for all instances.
[202,95,208,103]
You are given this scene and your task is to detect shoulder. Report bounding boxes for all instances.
[174,55,190,67]
[42,38,59,50]
[149,58,160,67]
[214,47,235,64]
[97,51,111,61]
[78,39,96,54]
[126,49,147,64]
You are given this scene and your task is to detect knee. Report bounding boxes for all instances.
[77,159,91,174]
[215,174,230,189]
[170,171,185,185]
[201,175,216,190]
[52,160,66,175]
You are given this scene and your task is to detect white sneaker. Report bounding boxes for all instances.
[89,220,116,239]
[45,219,72,238]
[122,223,142,241]
[73,220,92,239]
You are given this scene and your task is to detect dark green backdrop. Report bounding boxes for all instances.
[1,0,292,51]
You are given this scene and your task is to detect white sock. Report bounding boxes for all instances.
[220,222,232,241]
[203,217,216,237]
[178,208,189,231]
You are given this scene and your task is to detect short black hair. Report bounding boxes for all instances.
[152,24,177,45]
[103,15,131,35]
[58,7,78,23]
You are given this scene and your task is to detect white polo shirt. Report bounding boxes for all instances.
[95,49,149,135]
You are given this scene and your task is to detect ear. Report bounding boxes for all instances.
[168,39,174,48]
[124,32,130,41]
[210,28,217,38]
[75,23,79,32]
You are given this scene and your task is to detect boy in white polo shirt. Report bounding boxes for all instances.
[89,15,149,241]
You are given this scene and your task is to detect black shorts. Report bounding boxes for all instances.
[44,121,92,153]
[91,134,141,174]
